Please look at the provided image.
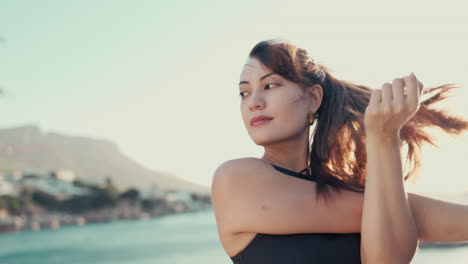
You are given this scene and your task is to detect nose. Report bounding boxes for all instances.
[248,93,265,111]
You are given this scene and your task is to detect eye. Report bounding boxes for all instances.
[265,83,278,89]
[239,83,278,99]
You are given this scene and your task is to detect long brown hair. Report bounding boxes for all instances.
[249,39,468,202]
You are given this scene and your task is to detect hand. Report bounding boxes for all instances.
[364,73,424,137]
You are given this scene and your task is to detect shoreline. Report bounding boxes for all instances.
[0,194,212,234]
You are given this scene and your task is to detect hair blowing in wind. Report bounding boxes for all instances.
[249,39,468,201]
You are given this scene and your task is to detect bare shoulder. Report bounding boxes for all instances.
[212,157,270,184]
[211,157,281,257]
[211,157,271,231]
[214,157,269,173]
[211,157,276,199]
[211,155,363,236]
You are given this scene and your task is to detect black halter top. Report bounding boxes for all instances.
[229,163,362,264]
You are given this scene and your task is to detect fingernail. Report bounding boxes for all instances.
[411,72,415,77]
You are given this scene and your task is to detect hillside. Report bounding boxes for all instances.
[0,125,210,194]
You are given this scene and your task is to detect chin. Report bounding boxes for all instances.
[249,134,267,146]
[251,135,279,146]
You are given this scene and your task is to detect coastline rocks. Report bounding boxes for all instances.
[75,216,86,226]
[0,192,213,233]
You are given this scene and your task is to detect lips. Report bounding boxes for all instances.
[250,115,273,126]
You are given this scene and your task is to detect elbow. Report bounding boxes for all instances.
[361,242,418,264]
[394,239,420,264]
[362,255,415,264]
[402,230,420,262]
[390,226,419,263]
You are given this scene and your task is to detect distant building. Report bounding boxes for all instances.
[140,185,166,199]
[17,168,88,197]
[10,170,23,181]
[165,190,193,203]
[0,178,14,196]
[51,170,75,182]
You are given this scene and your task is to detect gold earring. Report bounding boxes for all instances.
[308,112,316,126]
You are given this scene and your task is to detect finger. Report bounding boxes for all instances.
[404,72,419,106]
[369,88,381,107]
[392,78,405,105]
[418,80,424,96]
[381,83,393,106]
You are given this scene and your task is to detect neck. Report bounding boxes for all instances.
[261,129,310,173]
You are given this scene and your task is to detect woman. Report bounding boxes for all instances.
[211,39,468,263]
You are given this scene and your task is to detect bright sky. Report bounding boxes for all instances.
[1,0,467,195]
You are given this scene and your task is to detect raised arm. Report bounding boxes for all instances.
[361,134,418,264]
[360,74,423,264]
[211,158,468,242]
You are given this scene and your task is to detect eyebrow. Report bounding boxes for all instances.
[239,72,276,85]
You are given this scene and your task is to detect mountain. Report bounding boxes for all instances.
[0,125,210,194]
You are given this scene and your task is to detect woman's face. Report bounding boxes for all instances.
[239,57,316,146]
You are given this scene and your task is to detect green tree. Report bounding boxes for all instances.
[104,175,118,198]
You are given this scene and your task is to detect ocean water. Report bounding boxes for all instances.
[0,209,467,264]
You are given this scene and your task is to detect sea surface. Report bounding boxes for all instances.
[0,208,467,264]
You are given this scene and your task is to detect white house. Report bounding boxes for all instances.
[0,178,14,196]
[51,170,76,182]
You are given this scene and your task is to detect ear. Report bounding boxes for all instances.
[305,84,323,112]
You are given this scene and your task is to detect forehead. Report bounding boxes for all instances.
[239,57,272,80]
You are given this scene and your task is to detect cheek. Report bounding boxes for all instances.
[279,98,308,128]
[280,95,304,116]
[240,105,250,124]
